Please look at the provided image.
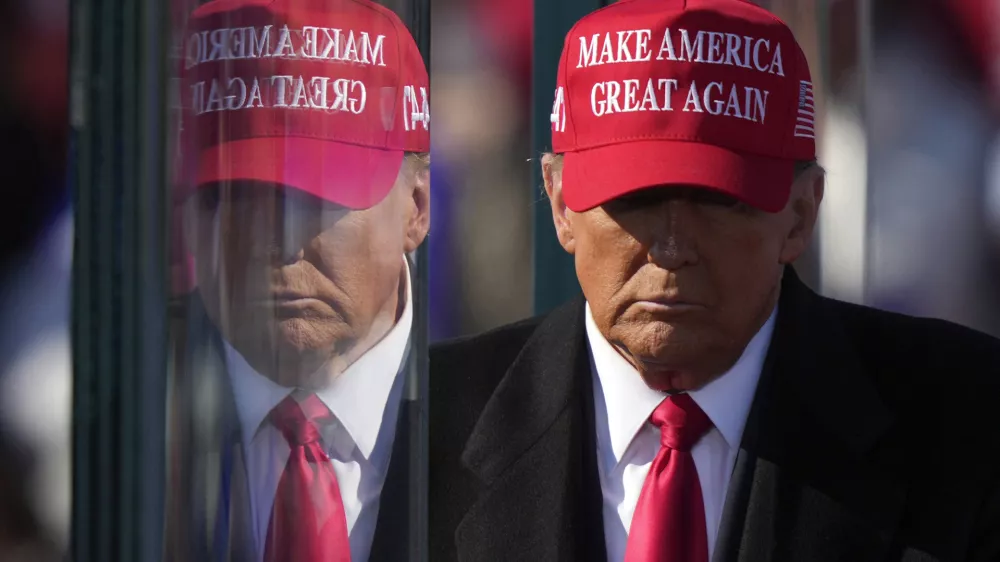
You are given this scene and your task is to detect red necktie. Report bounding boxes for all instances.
[264,394,352,562]
[624,393,713,562]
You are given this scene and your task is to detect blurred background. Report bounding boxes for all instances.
[0,0,998,559]
[0,0,70,560]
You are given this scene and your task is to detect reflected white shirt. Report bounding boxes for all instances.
[224,260,412,562]
[586,302,775,562]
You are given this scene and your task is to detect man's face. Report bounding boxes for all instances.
[185,159,429,387]
[547,161,821,392]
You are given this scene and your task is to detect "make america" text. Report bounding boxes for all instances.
[577,28,784,75]
[185,25,387,69]
[551,27,786,129]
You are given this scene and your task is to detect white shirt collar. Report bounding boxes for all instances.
[224,258,413,467]
[586,301,776,465]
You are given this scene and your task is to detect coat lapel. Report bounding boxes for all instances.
[715,268,908,562]
[221,435,255,562]
[369,258,421,562]
[208,308,256,562]
[455,300,606,562]
[172,292,256,562]
[368,398,415,562]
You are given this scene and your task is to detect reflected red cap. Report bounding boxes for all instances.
[178,0,429,208]
[550,0,815,213]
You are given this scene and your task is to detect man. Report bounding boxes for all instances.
[165,1,430,561]
[429,1,1000,561]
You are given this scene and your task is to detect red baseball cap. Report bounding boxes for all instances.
[550,0,816,213]
[177,0,430,208]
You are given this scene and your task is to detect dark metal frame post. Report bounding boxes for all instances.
[531,0,608,315]
[405,0,431,560]
[70,0,169,559]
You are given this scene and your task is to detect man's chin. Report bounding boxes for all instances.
[220,319,350,384]
[615,323,703,361]
[272,317,348,351]
[613,329,727,391]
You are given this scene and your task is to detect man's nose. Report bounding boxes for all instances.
[646,200,699,269]
[226,195,311,264]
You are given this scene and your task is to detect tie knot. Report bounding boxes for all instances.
[651,394,712,452]
[269,394,332,446]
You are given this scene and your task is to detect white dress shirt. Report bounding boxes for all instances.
[224,260,413,562]
[586,302,776,562]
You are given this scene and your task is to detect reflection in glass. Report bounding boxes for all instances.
[164,1,429,561]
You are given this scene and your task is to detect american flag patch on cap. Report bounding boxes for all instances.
[794,80,815,139]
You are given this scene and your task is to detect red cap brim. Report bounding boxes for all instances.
[561,140,794,213]
[189,137,404,210]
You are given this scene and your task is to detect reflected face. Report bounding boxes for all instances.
[567,186,796,392]
[185,162,428,387]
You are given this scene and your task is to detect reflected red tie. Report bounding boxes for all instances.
[624,393,713,562]
[264,394,351,562]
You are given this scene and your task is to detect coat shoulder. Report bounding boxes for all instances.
[821,295,1000,443]
[827,296,1000,379]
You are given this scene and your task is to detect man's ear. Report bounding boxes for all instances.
[542,154,576,254]
[779,167,825,264]
[403,162,430,253]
